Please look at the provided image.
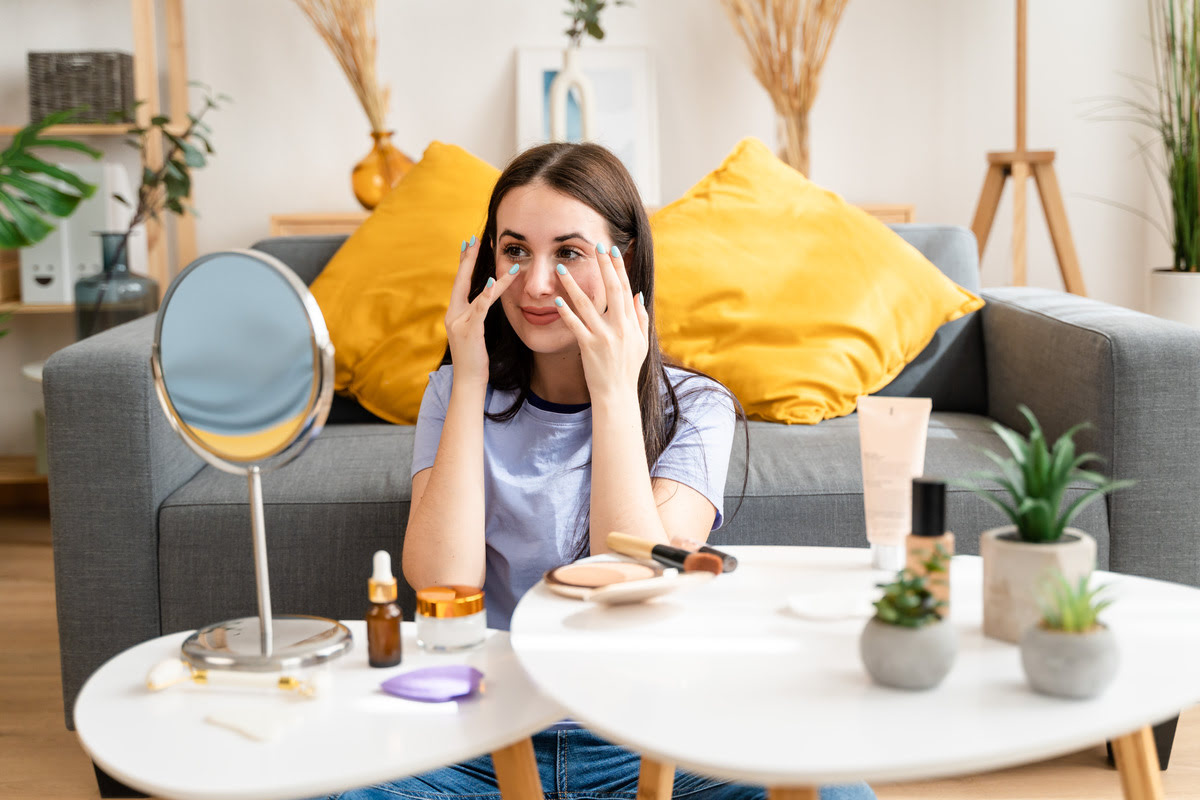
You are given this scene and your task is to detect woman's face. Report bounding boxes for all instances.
[493,182,611,354]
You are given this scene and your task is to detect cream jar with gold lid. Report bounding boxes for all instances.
[415,585,486,652]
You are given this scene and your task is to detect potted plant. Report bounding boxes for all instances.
[860,546,956,691]
[548,0,633,142]
[956,406,1133,643]
[75,84,225,339]
[1021,571,1119,699]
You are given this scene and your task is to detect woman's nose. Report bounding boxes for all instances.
[522,257,558,298]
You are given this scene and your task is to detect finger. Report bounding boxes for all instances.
[635,291,650,343]
[594,242,627,318]
[552,294,590,343]
[555,263,606,332]
[469,262,520,316]
[449,234,481,311]
[609,244,634,299]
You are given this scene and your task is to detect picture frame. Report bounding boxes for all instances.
[516,46,660,207]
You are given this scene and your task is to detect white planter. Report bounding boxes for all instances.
[980,526,1096,644]
[1148,269,1200,327]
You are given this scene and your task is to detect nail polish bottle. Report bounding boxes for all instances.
[367,550,402,667]
[906,478,954,617]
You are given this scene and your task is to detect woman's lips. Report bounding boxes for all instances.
[521,307,560,326]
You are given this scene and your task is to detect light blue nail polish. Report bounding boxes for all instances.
[485,277,495,289]
[461,240,467,253]
[596,242,605,254]
[509,264,520,275]
[555,297,564,308]
[470,235,477,246]
[611,245,620,258]
[556,264,567,275]
[638,292,645,307]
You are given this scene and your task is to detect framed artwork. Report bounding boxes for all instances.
[516,46,660,207]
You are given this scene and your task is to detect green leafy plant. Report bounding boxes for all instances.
[0,310,10,339]
[1037,571,1114,633]
[564,0,632,47]
[872,546,948,629]
[0,109,102,249]
[954,405,1134,543]
[106,83,228,269]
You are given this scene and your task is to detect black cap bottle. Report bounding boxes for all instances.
[906,478,954,617]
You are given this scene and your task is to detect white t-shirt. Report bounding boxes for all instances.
[411,364,737,630]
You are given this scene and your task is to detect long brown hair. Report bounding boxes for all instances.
[452,142,746,558]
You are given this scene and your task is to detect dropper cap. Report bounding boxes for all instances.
[368,550,398,603]
[912,478,947,537]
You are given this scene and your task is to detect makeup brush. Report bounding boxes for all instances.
[670,536,739,573]
[606,532,724,576]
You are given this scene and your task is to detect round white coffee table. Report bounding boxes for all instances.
[510,546,1200,800]
[75,621,564,800]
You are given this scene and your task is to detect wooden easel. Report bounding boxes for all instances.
[970,0,1088,296]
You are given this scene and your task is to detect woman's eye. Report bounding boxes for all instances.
[558,247,583,260]
[502,245,529,259]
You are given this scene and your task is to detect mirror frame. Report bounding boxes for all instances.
[150,249,334,476]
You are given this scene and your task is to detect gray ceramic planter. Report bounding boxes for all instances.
[860,617,957,691]
[1020,623,1119,699]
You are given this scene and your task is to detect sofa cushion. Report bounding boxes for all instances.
[158,414,1109,633]
[650,138,984,424]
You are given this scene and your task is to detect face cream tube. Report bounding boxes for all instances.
[856,396,933,571]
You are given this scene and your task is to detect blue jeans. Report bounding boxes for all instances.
[330,728,874,800]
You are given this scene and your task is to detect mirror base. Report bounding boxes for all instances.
[181,614,353,672]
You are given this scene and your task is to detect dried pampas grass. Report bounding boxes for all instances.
[294,0,390,132]
[721,0,851,176]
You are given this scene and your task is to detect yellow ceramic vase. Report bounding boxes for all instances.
[351,131,414,210]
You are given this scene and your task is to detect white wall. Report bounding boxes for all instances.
[0,0,1159,455]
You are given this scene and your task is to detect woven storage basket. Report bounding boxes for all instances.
[28,51,134,124]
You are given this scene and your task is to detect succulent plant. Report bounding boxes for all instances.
[872,546,949,628]
[1037,570,1114,633]
[956,405,1134,543]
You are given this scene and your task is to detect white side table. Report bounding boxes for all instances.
[511,546,1200,800]
[75,621,565,800]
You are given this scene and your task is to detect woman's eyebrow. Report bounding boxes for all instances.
[498,229,590,244]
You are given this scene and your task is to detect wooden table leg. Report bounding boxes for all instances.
[768,788,819,800]
[492,737,543,800]
[1112,726,1166,800]
[637,757,675,800]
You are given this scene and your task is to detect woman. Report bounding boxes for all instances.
[341,143,873,800]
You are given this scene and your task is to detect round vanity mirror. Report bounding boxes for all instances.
[151,250,351,672]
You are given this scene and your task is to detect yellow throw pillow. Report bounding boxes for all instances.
[310,142,499,424]
[651,137,984,424]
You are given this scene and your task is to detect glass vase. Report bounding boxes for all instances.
[351,130,414,210]
[74,232,159,340]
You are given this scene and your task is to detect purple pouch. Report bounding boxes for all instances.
[380,665,484,703]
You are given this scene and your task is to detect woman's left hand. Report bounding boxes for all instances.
[553,244,650,400]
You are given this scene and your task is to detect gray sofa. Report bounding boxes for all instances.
[45,224,1200,746]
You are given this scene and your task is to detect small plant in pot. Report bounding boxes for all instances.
[860,547,956,691]
[1021,571,1118,699]
[956,405,1133,643]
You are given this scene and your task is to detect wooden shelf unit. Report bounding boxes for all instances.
[0,456,47,486]
[0,302,74,315]
[0,123,136,137]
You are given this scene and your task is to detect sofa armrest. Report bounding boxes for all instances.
[981,287,1200,586]
[43,315,204,729]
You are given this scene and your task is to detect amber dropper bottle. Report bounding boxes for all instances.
[367,550,402,668]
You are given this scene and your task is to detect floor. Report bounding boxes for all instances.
[3,508,1198,800]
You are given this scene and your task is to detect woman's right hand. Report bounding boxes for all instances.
[444,237,519,387]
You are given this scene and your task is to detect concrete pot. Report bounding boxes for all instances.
[1148,269,1200,328]
[981,526,1096,644]
[1020,623,1119,699]
[860,617,957,691]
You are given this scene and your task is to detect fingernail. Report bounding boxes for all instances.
[470,235,477,246]
[611,245,620,258]
[509,264,520,275]
[596,242,605,254]
[638,292,645,307]
[556,264,567,275]
[461,240,467,253]
[485,277,495,289]
[555,297,564,308]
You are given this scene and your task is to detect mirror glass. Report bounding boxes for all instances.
[157,252,318,464]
